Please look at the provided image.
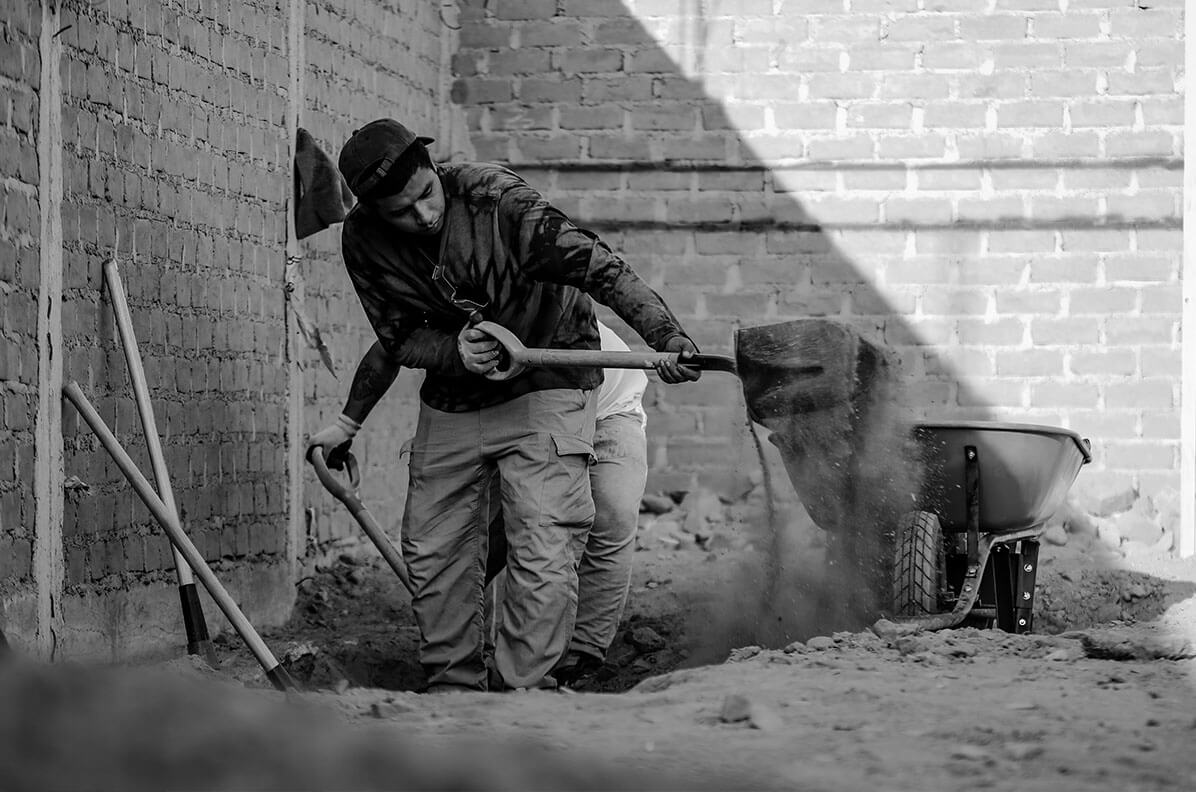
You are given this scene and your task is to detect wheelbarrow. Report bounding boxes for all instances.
[886,421,1091,634]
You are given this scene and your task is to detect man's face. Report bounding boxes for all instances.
[371,166,445,235]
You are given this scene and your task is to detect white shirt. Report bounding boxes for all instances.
[595,321,648,424]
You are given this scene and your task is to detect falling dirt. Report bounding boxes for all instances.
[735,319,926,651]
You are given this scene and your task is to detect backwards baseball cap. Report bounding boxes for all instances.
[338,119,435,199]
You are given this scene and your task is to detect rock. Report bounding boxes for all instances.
[783,641,807,654]
[627,626,667,652]
[718,694,783,731]
[1044,648,1072,662]
[1042,524,1068,547]
[1073,473,1137,517]
[333,678,350,694]
[1123,583,1148,601]
[727,646,762,662]
[805,636,835,651]
[640,493,675,515]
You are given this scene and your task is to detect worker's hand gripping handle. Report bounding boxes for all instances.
[308,447,362,508]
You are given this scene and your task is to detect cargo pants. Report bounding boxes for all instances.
[401,388,596,690]
[568,411,648,661]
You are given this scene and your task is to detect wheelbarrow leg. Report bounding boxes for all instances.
[1013,540,1040,634]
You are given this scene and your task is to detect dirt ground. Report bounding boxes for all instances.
[7,482,1196,790]
[149,482,1196,792]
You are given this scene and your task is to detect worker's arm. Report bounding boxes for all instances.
[497,183,699,382]
[306,341,403,468]
[343,341,402,424]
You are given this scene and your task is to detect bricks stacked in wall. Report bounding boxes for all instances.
[452,0,1183,498]
[58,0,291,587]
[299,1,443,562]
[0,0,42,591]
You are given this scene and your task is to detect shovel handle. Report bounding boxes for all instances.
[308,446,361,504]
[473,320,735,373]
[307,449,414,595]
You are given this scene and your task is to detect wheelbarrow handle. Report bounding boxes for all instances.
[473,320,736,373]
[308,446,362,505]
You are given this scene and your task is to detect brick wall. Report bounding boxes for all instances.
[50,0,295,655]
[299,0,444,561]
[452,0,1184,502]
[0,0,447,659]
[0,0,40,611]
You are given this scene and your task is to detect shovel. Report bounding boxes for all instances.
[474,319,880,417]
[308,450,414,596]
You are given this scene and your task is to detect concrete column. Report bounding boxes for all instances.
[1182,0,1195,558]
[284,0,307,583]
[33,0,65,659]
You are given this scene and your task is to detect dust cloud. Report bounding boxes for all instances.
[685,322,925,662]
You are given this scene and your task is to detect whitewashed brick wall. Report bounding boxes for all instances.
[454,0,1184,503]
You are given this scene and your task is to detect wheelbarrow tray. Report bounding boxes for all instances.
[913,421,1092,534]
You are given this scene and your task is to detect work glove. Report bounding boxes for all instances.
[305,414,361,470]
[458,324,526,381]
[654,336,702,384]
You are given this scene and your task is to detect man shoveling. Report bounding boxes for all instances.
[307,119,698,692]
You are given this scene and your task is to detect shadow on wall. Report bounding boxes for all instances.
[451,2,1179,648]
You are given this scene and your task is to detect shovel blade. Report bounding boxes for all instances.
[734,319,886,419]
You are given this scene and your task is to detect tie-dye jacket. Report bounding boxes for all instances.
[341,162,691,412]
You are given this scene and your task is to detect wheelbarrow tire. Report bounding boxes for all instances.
[892,510,942,618]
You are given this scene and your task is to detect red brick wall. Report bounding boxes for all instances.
[453,0,1184,501]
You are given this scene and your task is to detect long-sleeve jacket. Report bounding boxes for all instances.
[341,162,691,412]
